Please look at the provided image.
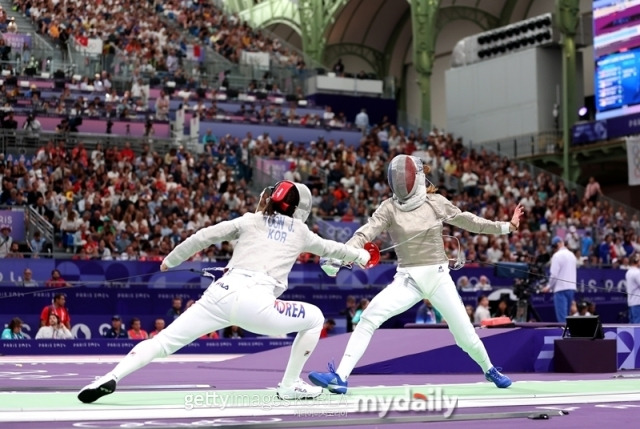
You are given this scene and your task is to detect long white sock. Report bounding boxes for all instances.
[280,324,321,387]
[106,338,166,382]
[336,324,374,381]
[467,338,492,372]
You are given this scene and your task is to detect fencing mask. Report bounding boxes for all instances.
[387,155,426,211]
[293,183,312,222]
[269,181,313,222]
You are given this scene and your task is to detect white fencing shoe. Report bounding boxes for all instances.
[276,378,323,400]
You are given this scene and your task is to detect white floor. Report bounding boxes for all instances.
[0,354,244,364]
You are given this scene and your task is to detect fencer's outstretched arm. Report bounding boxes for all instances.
[162,219,241,269]
[304,232,370,266]
[345,200,392,249]
[437,194,521,235]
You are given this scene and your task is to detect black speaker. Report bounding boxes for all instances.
[562,316,604,340]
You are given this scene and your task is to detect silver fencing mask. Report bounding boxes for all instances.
[387,155,426,202]
[293,183,312,222]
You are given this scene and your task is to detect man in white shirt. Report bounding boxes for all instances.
[542,237,577,323]
[474,296,491,324]
[626,253,640,323]
[355,109,369,135]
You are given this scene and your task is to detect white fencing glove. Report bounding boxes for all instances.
[355,248,371,268]
[320,258,342,277]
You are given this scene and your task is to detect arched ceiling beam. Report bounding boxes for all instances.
[324,43,386,76]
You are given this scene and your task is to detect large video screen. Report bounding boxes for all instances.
[594,0,640,119]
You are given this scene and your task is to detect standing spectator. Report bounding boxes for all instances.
[104,316,128,338]
[583,176,603,203]
[45,269,71,288]
[1,318,25,339]
[36,313,73,339]
[15,268,38,287]
[542,237,578,323]
[581,231,594,261]
[128,318,149,340]
[598,234,613,266]
[319,319,336,338]
[626,254,640,324]
[40,293,71,329]
[474,296,491,324]
[0,225,13,257]
[415,299,442,324]
[354,109,369,135]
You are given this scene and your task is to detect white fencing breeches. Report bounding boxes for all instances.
[108,270,324,386]
[337,264,492,380]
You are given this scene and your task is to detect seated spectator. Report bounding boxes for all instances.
[166,297,183,320]
[15,268,38,287]
[341,295,357,333]
[223,325,244,339]
[0,225,13,257]
[127,317,149,340]
[30,231,46,257]
[35,313,73,339]
[320,319,336,339]
[492,300,511,318]
[1,317,25,339]
[6,242,23,258]
[476,275,492,291]
[465,305,475,323]
[415,299,443,324]
[576,301,592,316]
[104,315,128,338]
[474,296,491,324]
[352,299,370,328]
[149,318,165,338]
[201,331,221,340]
[569,300,578,316]
[45,269,71,288]
[40,293,71,329]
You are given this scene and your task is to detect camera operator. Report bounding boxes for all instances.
[542,237,577,323]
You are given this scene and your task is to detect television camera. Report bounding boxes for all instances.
[494,262,546,322]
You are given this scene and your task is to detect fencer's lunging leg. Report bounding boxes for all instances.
[336,276,422,381]
[280,305,323,386]
[230,289,325,398]
[427,279,492,372]
[108,301,228,381]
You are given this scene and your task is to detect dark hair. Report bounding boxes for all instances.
[264,182,299,217]
[130,317,140,328]
[54,293,65,301]
[325,318,336,326]
[477,295,488,304]
[47,312,60,325]
[8,317,22,330]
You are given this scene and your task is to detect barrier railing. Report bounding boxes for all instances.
[25,205,54,253]
[0,129,181,156]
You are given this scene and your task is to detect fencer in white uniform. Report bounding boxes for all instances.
[78,181,373,403]
[309,155,523,393]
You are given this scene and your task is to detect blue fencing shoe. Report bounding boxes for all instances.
[485,367,512,388]
[308,361,348,394]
